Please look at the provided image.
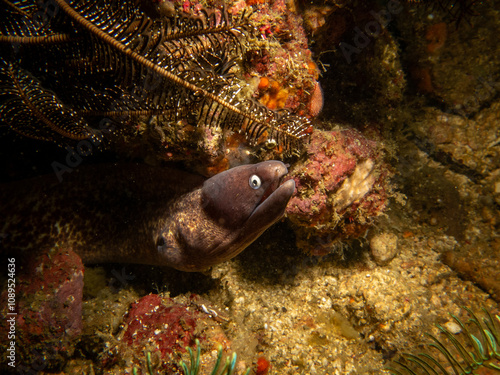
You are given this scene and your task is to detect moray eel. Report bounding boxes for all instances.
[0,161,294,271]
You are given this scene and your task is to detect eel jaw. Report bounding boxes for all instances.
[259,170,286,205]
[246,176,295,233]
[210,177,294,268]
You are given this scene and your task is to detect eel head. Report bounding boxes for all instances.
[157,161,295,271]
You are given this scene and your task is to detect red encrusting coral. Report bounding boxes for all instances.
[123,294,199,358]
[116,293,233,372]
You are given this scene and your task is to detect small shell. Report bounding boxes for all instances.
[307,81,324,117]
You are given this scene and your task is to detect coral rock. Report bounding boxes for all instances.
[123,294,199,358]
[0,247,83,372]
[426,22,448,54]
[286,129,393,255]
[117,293,231,372]
[369,232,399,265]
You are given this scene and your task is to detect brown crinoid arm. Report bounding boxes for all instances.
[0,62,95,142]
[50,0,311,153]
[0,0,311,153]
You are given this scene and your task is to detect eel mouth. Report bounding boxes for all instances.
[259,167,290,205]
[250,173,295,226]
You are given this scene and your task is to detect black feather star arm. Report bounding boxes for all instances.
[0,0,311,153]
[51,0,311,151]
[0,61,97,142]
[0,0,72,44]
[0,0,312,153]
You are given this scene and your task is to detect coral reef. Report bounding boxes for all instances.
[241,0,323,117]
[1,0,500,374]
[286,128,394,255]
[142,0,325,173]
[399,92,500,305]
[0,0,318,179]
[123,295,199,358]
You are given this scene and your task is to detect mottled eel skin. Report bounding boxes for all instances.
[0,161,294,271]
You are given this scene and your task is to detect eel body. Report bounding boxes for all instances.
[0,161,294,271]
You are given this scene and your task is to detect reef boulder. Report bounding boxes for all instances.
[286,128,394,255]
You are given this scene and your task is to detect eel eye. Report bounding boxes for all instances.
[249,174,262,189]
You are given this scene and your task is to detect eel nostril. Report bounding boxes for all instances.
[156,237,166,249]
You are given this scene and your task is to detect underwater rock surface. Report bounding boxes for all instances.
[0,248,83,371]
